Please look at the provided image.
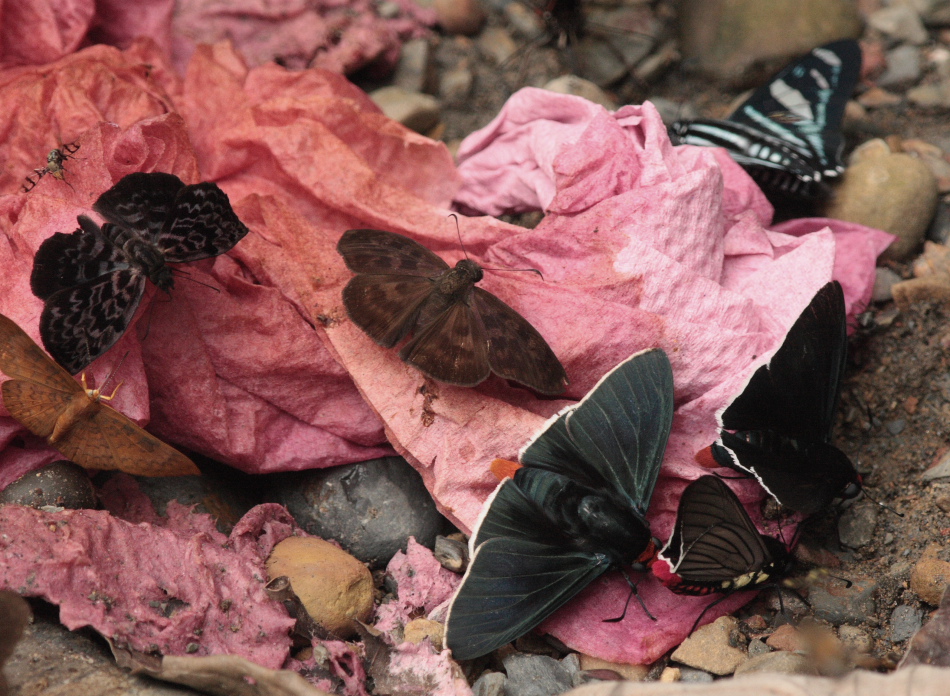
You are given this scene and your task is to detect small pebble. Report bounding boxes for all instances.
[766,624,803,652]
[0,461,96,510]
[873,267,902,302]
[268,456,444,569]
[809,575,878,624]
[439,62,474,104]
[403,618,444,650]
[659,666,681,682]
[910,556,950,605]
[670,616,747,676]
[477,26,519,64]
[922,450,950,482]
[433,534,468,573]
[434,0,486,36]
[858,86,903,108]
[369,86,441,133]
[678,667,714,683]
[886,418,906,435]
[472,671,506,696]
[393,38,431,94]
[908,78,950,108]
[747,638,771,657]
[266,536,374,638]
[878,45,923,87]
[838,502,879,549]
[868,6,928,45]
[543,75,618,110]
[578,654,648,681]
[502,653,574,696]
[733,651,819,676]
[889,605,924,642]
[838,625,873,654]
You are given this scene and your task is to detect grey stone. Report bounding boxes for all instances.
[131,469,257,534]
[502,653,573,696]
[747,638,771,658]
[734,651,820,676]
[393,39,431,94]
[5,610,199,695]
[873,267,903,302]
[926,199,950,244]
[878,45,923,87]
[0,461,96,510]
[890,605,924,642]
[838,502,879,548]
[434,534,468,572]
[908,79,950,109]
[368,86,441,134]
[886,419,907,435]
[650,97,698,126]
[679,667,714,683]
[473,670,506,696]
[439,63,473,104]
[868,6,929,44]
[810,575,878,624]
[267,456,444,569]
[923,450,950,482]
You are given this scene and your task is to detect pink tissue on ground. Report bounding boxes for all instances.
[375,538,461,634]
[0,501,296,666]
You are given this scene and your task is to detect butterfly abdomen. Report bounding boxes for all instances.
[48,390,97,444]
[100,222,174,291]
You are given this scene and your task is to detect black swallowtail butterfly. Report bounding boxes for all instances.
[708,281,860,515]
[445,348,674,660]
[670,40,862,199]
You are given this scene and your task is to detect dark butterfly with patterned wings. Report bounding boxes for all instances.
[31,172,250,374]
[670,40,862,200]
[444,348,673,660]
[651,476,793,599]
[337,228,568,395]
[705,281,861,516]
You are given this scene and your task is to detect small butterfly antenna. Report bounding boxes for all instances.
[859,486,904,518]
[446,213,472,262]
[170,268,222,294]
[688,595,728,634]
[603,569,656,623]
[99,351,130,394]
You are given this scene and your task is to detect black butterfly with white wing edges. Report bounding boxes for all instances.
[445,348,673,660]
[31,172,249,374]
[670,40,861,199]
[652,476,793,597]
[708,281,861,516]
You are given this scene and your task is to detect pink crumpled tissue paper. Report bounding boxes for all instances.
[0,16,895,675]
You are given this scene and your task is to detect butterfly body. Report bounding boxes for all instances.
[337,228,568,394]
[652,476,793,596]
[31,172,249,374]
[445,348,673,660]
[670,40,861,199]
[0,313,197,476]
[711,281,860,515]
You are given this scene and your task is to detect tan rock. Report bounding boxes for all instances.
[266,536,373,638]
[826,140,938,262]
[671,616,747,676]
[578,654,649,681]
[403,618,444,651]
[659,667,681,682]
[911,557,950,606]
[838,625,872,654]
[734,651,819,676]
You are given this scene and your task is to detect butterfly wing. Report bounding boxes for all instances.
[158,183,249,262]
[337,228,450,276]
[0,314,77,392]
[520,348,674,515]
[471,287,568,395]
[447,479,608,660]
[54,404,199,476]
[662,476,772,585]
[715,433,857,515]
[398,297,491,387]
[93,172,185,241]
[728,40,861,177]
[31,217,131,301]
[720,281,846,441]
[38,269,146,374]
[445,537,609,660]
